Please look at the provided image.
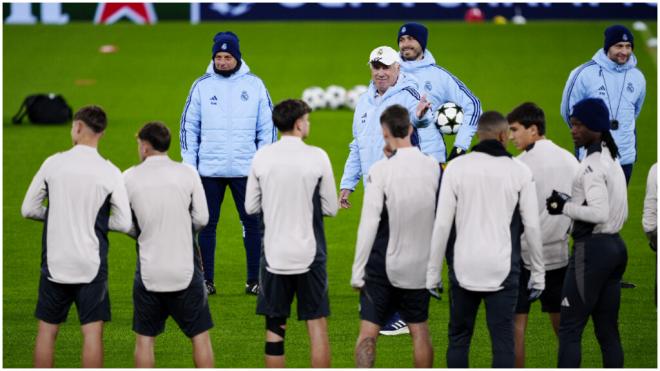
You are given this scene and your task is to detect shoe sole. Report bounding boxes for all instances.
[379,327,410,336]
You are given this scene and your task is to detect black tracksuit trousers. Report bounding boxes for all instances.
[558,233,628,368]
[447,283,518,368]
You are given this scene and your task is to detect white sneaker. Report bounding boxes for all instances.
[379,319,410,336]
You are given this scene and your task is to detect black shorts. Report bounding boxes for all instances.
[256,264,330,321]
[515,265,567,314]
[359,280,430,327]
[35,275,110,325]
[133,275,213,338]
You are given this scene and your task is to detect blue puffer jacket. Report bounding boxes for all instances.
[560,49,646,166]
[180,61,276,177]
[339,72,434,191]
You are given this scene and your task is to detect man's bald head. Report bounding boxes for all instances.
[477,111,509,145]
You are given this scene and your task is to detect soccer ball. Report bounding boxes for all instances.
[345,85,368,110]
[324,85,347,110]
[302,86,327,110]
[436,102,464,135]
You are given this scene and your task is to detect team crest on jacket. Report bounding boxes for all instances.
[627,82,634,93]
[241,91,249,101]
[424,81,432,91]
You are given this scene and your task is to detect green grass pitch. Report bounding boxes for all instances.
[3,20,657,368]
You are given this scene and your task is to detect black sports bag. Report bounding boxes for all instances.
[12,94,72,124]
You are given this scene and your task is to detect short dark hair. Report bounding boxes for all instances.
[506,102,546,135]
[74,105,107,133]
[137,121,171,152]
[380,104,411,138]
[477,111,508,134]
[272,99,311,132]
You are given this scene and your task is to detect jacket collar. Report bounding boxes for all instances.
[366,71,419,105]
[472,139,512,158]
[399,49,436,71]
[592,48,637,73]
[206,59,251,80]
[585,141,602,155]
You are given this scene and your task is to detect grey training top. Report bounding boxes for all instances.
[21,145,131,284]
[123,155,209,292]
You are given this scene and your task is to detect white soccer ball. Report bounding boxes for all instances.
[436,102,464,135]
[633,21,648,32]
[511,15,526,25]
[302,86,327,111]
[345,85,368,110]
[324,85,347,110]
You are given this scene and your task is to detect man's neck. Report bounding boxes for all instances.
[144,151,167,159]
[531,135,546,143]
[74,138,99,149]
[390,138,412,150]
[281,132,303,139]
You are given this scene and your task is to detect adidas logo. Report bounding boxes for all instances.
[598,85,606,91]
[561,297,570,307]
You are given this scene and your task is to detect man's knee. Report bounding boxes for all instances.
[265,317,286,356]
[448,320,475,346]
[80,321,103,338]
[38,321,60,337]
[135,334,155,349]
[593,320,619,345]
[408,322,431,340]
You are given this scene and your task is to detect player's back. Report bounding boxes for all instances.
[445,147,532,290]
[123,156,207,292]
[249,136,337,275]
[368,147,440,289]
[36,145,123,284]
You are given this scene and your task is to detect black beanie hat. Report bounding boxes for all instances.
[603,25,634,53]
[397,22,428,51]
[570,98,610,133]
[212,31,241,61]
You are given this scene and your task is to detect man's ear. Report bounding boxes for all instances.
[530,125,539,136]
[499,130,509,145]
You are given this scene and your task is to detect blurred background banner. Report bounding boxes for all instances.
[194,3,658,22]
[3,2,658,25]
